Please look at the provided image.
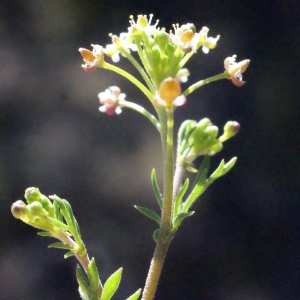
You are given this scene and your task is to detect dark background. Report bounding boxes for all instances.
[1,1,299,299]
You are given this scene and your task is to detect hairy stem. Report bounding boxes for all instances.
[56,231,103,295]
[142,108,174,300]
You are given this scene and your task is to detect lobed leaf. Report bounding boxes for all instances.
[181,168,207,213]
[209,159,225,180]
[222,157,237,176]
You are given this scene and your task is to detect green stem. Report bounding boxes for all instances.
[119,100,160,131]
[56,231,104,296]
[119,48,156,94]
[182,73,227,97]
[142,108,174,300]
[102,62,154,103]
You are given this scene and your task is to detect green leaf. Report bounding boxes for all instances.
[100,268,123,300]
[222,157,237,176]
[64,251,75,259]
[48,242,73,250]
[46,216,69,230]
[163,229,175,243]
[173,211,194,229]
[78,287,89,300]
[134,205,160,225]
[50,195,85,254]
[209,159,225,180]
[186,164,198,173]
[151,169,163,209]
[87,258,101,300]
[174,178,189,217]
[76,264,90,300]
[153,228,160,243]
[192,156,210,189]
[125,288,142,300]
[37,231,53,237]
[181,168,207,213]
[53,200,63,222]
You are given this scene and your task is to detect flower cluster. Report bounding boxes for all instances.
[79,14,250,116]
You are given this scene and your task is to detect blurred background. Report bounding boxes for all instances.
[0,1,299,299]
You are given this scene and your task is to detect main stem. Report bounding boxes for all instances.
[142,108,174,300]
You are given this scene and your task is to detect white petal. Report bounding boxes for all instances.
[202,46,209,54]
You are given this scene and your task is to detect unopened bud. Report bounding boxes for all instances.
[154,30,170,49]
[25,187,42,204]
[11,200,27,219]
[219,121,240,142]
[27,202,49,217]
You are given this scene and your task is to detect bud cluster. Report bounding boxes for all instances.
[11,187,59,233]
[177,118,240,168]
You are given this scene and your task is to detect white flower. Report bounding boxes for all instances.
[98,86,126,115]
[104,32,137,63]
[198,26,220,54]
[170,23,200,53]
[128,14,159,36]
[175,68,190,83]
[224,55,250,87]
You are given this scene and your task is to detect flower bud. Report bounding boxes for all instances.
[219,121,240,142]
[27,202,49,217]
[151,45,161,65]
[25,187,41,204]
[165,43,176,57]
[206,125,219,138]
[11,200,28,219]
[175,68,190,83]
[198,118,212,130]
[154,30,170,49]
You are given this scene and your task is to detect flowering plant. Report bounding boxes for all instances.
[11,14,249,300]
